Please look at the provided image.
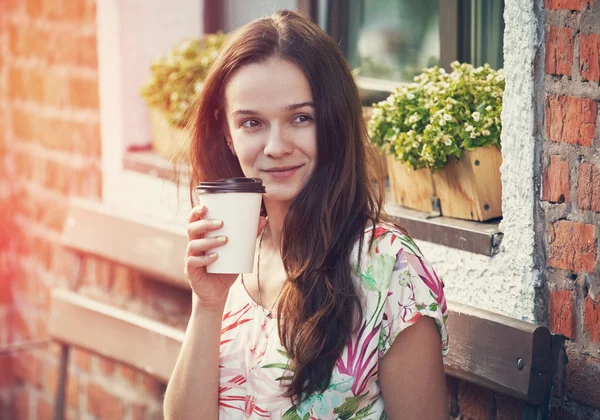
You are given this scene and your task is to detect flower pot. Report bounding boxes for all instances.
[386,146,503,221]
[148,107,191,160]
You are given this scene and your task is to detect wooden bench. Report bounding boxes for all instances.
[49,198,564,420]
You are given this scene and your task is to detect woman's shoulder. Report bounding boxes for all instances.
[361,220,423,259]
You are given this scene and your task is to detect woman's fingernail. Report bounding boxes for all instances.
[208,253,218,259]
[213,220,223,226]
[217,236,227,243]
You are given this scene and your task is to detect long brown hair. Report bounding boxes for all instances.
[187,10,401,402]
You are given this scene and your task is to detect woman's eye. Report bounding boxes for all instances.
[241,119,261,129]
[293,114,313,124]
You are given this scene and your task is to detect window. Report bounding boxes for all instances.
[310,0,505,102]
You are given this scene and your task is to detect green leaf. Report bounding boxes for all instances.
[379,411,389,420]
[282,406,304,420]
[352,400,377,419]
[334,394,368,420]
[429,303,439,311]
[262,363,289,370]
[277,349,291,359]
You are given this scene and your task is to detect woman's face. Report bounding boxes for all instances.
[223,57,317,205]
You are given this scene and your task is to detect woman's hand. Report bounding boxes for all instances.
[185,204,267,310]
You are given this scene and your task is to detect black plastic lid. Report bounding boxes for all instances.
[196,177,266,194]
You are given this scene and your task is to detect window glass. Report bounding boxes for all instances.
[345,0,440,83]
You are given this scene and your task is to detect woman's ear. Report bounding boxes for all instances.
[225,134,236,156]
[219,114,236,157]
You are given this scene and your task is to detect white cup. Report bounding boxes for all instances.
[196,178,265,274]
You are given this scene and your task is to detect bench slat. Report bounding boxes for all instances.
[445,301,552,404]
[62,198,188,289]
[49,289,184,383]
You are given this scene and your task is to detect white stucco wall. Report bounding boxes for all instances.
[418,0,539,321]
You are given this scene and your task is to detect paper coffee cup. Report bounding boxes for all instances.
[196,178,266,274]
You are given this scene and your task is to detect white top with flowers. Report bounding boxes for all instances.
[218,223,449,420]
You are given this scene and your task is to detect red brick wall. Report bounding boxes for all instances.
[543,0,600,417]
[0,1,192,419]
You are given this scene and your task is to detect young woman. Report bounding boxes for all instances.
[164,10,449,420]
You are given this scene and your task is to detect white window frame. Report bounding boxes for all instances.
[97,0,203,226]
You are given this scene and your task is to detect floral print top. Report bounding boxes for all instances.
[219,223,449,420]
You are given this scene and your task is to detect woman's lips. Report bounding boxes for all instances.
[263,165,303,179]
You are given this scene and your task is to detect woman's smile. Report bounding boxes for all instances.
[262,164,304,179]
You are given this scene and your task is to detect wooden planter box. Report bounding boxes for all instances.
[386,146,503,221]
[148,107,191,161]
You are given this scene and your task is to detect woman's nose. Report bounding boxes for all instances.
[263,126,293,157]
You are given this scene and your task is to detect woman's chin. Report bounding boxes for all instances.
[263,186,301,204]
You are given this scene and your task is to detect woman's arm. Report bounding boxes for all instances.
[379,316,449,420]
[163,296,223,420]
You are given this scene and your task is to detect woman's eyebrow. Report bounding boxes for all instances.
[282,102,315,112]
[230,102,315,118]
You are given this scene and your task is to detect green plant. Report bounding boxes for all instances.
[367,61,505,171]
[140,33,228,128]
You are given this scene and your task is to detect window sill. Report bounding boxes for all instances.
[384,197,503,257]
[123,150,187,184]
[123,150,503,256]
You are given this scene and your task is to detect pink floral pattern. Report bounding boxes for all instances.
[218,223,449,419]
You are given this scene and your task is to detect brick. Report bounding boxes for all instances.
[546,94,597,146]
[578,163,600,212]
[37,192,68,232]
[98,357,115,376]
[37,396,52,420]
[118,364,138,386]
[36,314,48,337]
[495,393,525,420]
[8,22,47,59]
[63,0,96,23]
[45,70,70,108]
[10,388,29,420]
[69,75,99,109]
[458,381,494,420]
[95,258,113,289]
[44,158,70,194]
[580,33,600,82]
[113,265,134,299]
[74,348,91,372]
[446,376,459,417]
[0,280,12,305]
[11,108,37,140]
[584,295,600,342]
[545,0,589,9]
[550,406,580,420]
[11,310,32,340]
[25,0,43,17]
[67,373,80,409]
[550,289,576,338]
[12,352,43,388]
[8,65,45,102]
[545,26,574,76]
[0,355,13,387]
[13,148,34,180]
[71,161,103,199]
[86,382,125,420]
[543,155,570,203]
[132,404,147,420]
[548,221,596,273]
[142,374,165,399]
[566,349,600,409]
